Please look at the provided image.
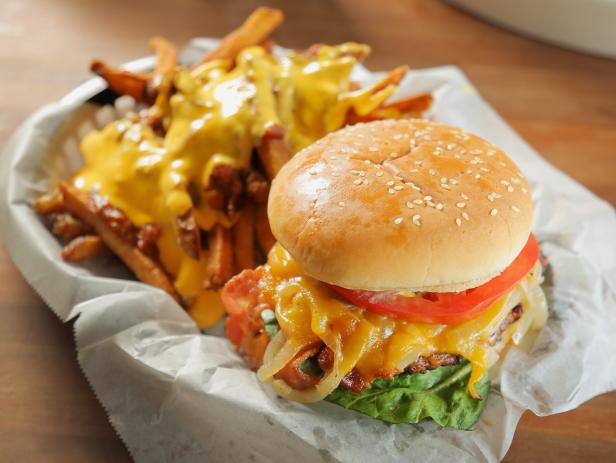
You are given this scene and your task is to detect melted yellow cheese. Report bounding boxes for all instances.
[71,44,390,327]
[260,244,547,399]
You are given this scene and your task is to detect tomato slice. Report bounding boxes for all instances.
[329,234,540,325]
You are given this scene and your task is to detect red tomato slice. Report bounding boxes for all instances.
[329,234,540,325]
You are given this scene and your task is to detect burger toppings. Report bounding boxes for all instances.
[329,234,540,325]
[223,241,547,417]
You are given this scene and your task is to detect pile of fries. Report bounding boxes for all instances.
[34,7,433,328]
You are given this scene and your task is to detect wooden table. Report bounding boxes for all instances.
[1,1,614,461]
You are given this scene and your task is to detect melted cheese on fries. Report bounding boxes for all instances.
[71,43,394,326]
[257,244,548,402]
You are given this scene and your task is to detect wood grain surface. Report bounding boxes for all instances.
[1,1,615,462]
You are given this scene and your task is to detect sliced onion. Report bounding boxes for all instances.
[257,331,306,382]
[270,338,344,403]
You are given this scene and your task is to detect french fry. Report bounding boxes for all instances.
[148,36,178,126]
[370,65,408,94]
[258,125,292,181]
[50,213,90,241]
[90,60,154,103]
[255,203,276,254]
[233,204,255,272]
[380,92,433,114]
[33,190,65,214]
[195,7,284,66]
[346,93,433,124]
[59,182,180,301]
[204,225,235,289]
[149,36,177,78]
[62,235,105,262]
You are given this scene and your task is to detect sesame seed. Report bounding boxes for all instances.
[405,201,414,209]
[309,170,317,176]
[351,169,361,175]
[376,171,384,177]
[440,177,448,184]
[507,186,514,193]
[455,218,462,227]
[414,160,423,166]
[500,180,510,186]
[447,143,456,150]
[338,201,346,207]
[368,147,379,152]
[424,196,433,201]
[395,175,404,181]
[499,161,507,167]
[394,185,403,191]
[353,179,362,185]
[426,201,435,207]
[461,193,469,200]
[517,172,525,179]
[466,169,473,174]
[390,152,398,158]
[454,154,461,159]
[474,174,481,179]
[394,217,403,225]
[487,149,496,156]
[387,180,395,186]
[462,212,470,221]
[410,138,417,147]
[480,167,489,172]
[488,194,494,201]
[330,156,337,160]
[393,134,403,140]
[363,179,370,185]
[433,147,443,155]
[436,203,444,210]
[492,192,502,199]
[490,208,498,216]
[450,178,459,185]
[511,205,520,212]
[412,214,421,226]
[413,199,423,205]
[441,183,451,190]
[429,169,437,176]
[388,188,395,194]
[471,149,483,155]
[456,202,466,208]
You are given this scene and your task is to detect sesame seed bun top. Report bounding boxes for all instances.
[268,119,534,292]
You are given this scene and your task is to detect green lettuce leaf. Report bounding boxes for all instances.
[325,361,490,430]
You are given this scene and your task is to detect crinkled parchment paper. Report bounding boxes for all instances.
[1,39,615,463]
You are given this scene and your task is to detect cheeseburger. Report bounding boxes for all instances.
[222,119,547,429]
